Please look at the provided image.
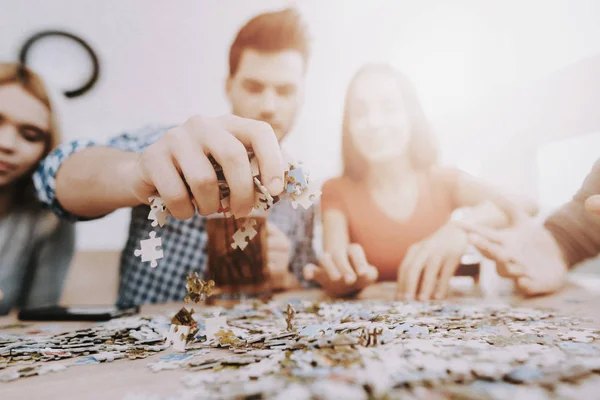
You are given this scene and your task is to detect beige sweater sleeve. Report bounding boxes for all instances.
[544,159,600,268]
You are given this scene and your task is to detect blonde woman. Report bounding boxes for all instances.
[0,64,74,314]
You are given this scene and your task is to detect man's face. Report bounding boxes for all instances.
[226,49,305,141]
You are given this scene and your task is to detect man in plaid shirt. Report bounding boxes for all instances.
[33,8,317,307]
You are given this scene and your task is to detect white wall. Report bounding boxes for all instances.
[2,0,600,250]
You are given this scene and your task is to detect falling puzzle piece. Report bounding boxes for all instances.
[164,324,190,352]
[134,231,164,268]
[231,219,258,251]
[290,184,321,210]
[185,273,215,303]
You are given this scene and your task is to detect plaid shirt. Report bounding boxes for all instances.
[34,126,317,307]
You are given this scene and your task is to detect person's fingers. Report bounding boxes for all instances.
[311,267,334,290]
[518,276,538,295]
[319,253,343,283]
[504,262,526,277]
[347,244,370,277]
[585,195,600,216]
[400,245,429,300]
[365,265,379,281]
[356,264,379,287]
[397,244,420,300]
[517,274,564,296]
[144,137,195,220]
[216,115,284,196]
[434,253,462,300]
[184,116,254,217]
[490,193,528,225]
[205,136,253,217]
[467,234,510,264]
[332,249,357,285]
[417,255,444,301]
[303,264,333,291]
[468,233,524,278]
[169,137,219,216]
[516,276,547,296]
[454,221,503,244]
[302,263,318,281]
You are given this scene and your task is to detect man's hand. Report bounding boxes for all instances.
[397,223,468,301]
[585,195,600,217]
[303,244,378,298]
[131,115,284,220]
[266,222,297,291]
[457,198,568,296]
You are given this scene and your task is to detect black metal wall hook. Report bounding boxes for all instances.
[18,30,100,98]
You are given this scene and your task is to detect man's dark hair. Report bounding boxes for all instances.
[228,8,310,77]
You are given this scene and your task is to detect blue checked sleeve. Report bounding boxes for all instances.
[33,125,171,221]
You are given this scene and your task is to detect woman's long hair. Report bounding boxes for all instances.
[341,64,438,181]
[0,63,62,210]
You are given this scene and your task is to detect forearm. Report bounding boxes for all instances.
[453,169,538,229]
[543,159,600,268]
[544,202,600,268]
[55,147,141,218]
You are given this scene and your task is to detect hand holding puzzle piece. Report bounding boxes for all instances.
[135,150,320,268]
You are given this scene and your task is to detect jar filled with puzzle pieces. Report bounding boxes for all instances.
[205,212,271,306]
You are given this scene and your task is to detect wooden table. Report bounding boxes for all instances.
[2,279,600,400]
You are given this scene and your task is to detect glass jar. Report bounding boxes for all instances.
[205,211,271,305]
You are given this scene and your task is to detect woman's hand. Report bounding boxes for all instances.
[397,223,468,301]
[266,222,298,291]
[457,205,568,296]
[303,244,378,298]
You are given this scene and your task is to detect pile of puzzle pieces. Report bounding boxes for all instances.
[165,273,224,352]
[5,299,600,399]
[135,151,321,268]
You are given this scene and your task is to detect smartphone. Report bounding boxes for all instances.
[18,305,140,322]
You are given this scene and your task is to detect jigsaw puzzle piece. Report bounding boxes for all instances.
[290,184,322,210]
[205,314,228,339]
[164,324,190,352]
[218,196,232,218]
[148,207,170,227]
[250,156,260,177]
[149,195,167,211]
[254,177,273,203]
[147,196,170,227]
[231,219,258,250]
[286,166,308,194]
[134,231,164,268]
[254,192,270,212]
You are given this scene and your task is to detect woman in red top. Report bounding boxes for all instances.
[303,64,535,300]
